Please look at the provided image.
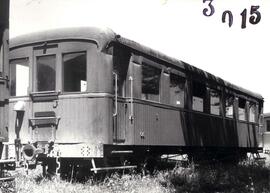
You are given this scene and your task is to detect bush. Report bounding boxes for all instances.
[159,162,270,193]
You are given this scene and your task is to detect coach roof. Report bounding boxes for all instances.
[10,27,263,101]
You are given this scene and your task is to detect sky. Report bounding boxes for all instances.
[10,0,270,113]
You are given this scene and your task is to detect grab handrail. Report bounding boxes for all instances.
[113,72,118,117]
[129,76,134,122]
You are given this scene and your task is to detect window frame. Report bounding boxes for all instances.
[192,81,206,113]
[225,94,234,119]
[35,54,57,92]
[267,120,270,132]
[141,62,162,102]
[62,51,87,93]
[169,72,186,108]
[9,57,30,97]
[248,102,257,123]
[209,88,221,116]
[238,97,247,121]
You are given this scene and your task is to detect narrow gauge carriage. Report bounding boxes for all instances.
[5,27,263,176]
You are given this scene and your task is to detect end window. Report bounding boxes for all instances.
[36,55,56,92]
[238,98,247,121]
[192,81,206,112]
[141,63,161,102]
[10,58,29,96]
[63,52,87,92]
[169,74,185,107]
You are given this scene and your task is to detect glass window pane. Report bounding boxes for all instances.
[169,74,185,107]
[225,95,234,118]
[192,81,205,112]
[267,120,270,132]
[37,55,56,91]
[63,52,86,92]
[249,103,256,123]
[210,89,220,115]
[141,64,161,102]
[10,58,29,96]
[238,98,246,121]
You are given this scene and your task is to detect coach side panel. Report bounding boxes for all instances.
[113,47,261,150]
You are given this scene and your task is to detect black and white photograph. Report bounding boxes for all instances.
[1,0,270,192]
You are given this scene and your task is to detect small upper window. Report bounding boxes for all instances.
[169,74,185,107]
[225,95,234,118]
[238,98,247,121]
[36,55,56,92]
[10,58,29,96]
[192,81,206,112]
[63,52,87,92]
[210,89,220,115]
[249,102,256,123]
[141,63,161,102]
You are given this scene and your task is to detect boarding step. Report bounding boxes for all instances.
[0,159,15,164]
[0,176,15,182]
[111,150,134,154]
[29,117,60,126]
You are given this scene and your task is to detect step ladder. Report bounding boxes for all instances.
[0,159,15,182]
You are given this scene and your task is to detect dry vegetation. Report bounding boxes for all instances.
[1,161,270,193]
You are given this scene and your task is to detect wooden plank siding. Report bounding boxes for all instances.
[9,95,113,145]
[114,96,259,149]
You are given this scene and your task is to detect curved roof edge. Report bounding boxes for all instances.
[116,36,263,100]
[10,27,116,51]
[9,27,263,100]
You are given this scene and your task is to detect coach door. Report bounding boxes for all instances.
[0,1,9,143]
[29,46,60,143]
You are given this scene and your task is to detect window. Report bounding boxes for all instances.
[210,89,220,115]
[249,102,256,123]
[0,44,3,74]
[141,63,161,102]
[192,81,206,112]
[113,46,130,97]
[10,58,29,96]
[238,98,246,121]
[63,52,86,92]
[36,55,56,91]
[267,120,270,132]
[169,73,185,107]
[225,95,234,118]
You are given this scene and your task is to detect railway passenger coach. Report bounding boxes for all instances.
[4,27,264,176]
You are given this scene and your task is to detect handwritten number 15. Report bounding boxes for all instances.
[203,0,215,17]
[241,6,261,29]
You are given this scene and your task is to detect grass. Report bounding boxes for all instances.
[10,167,173,193]
[1,161,270,193]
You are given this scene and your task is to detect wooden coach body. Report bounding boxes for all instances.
[6,27,263,165]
